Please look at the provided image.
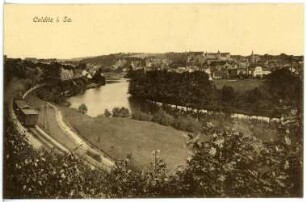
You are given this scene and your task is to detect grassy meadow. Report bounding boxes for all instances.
[61,107,189,171]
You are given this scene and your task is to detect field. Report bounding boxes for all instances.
[213,79,263,92]
[25,94,279,171]
[61,107,189,171]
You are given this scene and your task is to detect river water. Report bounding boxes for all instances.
[67,79,138,117]
[67,78,277,122]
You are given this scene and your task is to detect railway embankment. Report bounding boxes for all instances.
[10,80,115,171]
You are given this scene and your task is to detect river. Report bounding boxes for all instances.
[67,78,159,117]
[67,78,278,123]
[67,79,134,117]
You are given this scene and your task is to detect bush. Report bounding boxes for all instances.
[112,107,130,118]
[120,107,130,118]
[221,85,235,103]
[132,111,153,121]
[3,105,303,198]
[173,115,202,132]
[152,110,174,126]
[78,104,88,114]
[104,109,112,118]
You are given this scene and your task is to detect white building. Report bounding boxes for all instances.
[253,66,271,78]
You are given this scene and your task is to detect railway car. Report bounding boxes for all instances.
[14,100,39,127]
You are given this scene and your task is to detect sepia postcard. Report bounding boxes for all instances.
[2,3,304,199]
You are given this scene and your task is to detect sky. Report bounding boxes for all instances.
[4,4,304,59]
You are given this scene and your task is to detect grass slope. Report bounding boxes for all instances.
[26,95,80,150]
[61,107,189,171]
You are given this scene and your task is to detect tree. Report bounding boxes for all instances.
[104,109,112,118]
[246,87,262,103]
[221,85,235,103]
[264,68,302,108]
[4,107,302,198]
[112,107,130,118]
[173,127,302,197]
[120,107,130,118]
[78,104,88,114]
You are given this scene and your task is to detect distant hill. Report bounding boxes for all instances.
[80,53,128,67]
[77,52,203,68]
[67,52,303,72]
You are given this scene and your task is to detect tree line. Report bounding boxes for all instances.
[128,69,302,117]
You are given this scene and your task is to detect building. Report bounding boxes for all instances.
[252,66,263,77]
[203,50,231,61]
[237,67,248,77]
[212,68,229,80]
[249,50,260,65]
[252,66,271,78]
[176,67,187,73]
[25,57,38,63]
[262,68,271,76]
[203,67,213,80]
[227,68,238,78]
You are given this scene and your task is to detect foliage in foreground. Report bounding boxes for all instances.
[4,110,302,198]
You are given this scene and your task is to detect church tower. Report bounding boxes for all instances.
[251,50,256,64]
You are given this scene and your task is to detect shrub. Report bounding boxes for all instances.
[104,109,112,118]
[78,104,88,114]
[96,114,104,118]
[174,129,303,197]
[152,109,174,126]
[3,104,303,198]
[221,85,235,103]
[173,115,202,132]
[112,107,130,118]
[132,111,153,121]
[120,107,130,118]
[112,107,121,117]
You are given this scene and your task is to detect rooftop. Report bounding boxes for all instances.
[15,100,31,109]
[21,108,39,115]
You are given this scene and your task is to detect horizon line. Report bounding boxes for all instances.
[4,50,304,60]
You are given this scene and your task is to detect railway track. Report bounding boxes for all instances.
[28,127,68,154]
[11,82,115,172]
[28,126,113,171]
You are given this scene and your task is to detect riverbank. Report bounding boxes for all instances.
[60,106,189,171]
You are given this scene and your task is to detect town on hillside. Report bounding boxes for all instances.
[14,51,304,82]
